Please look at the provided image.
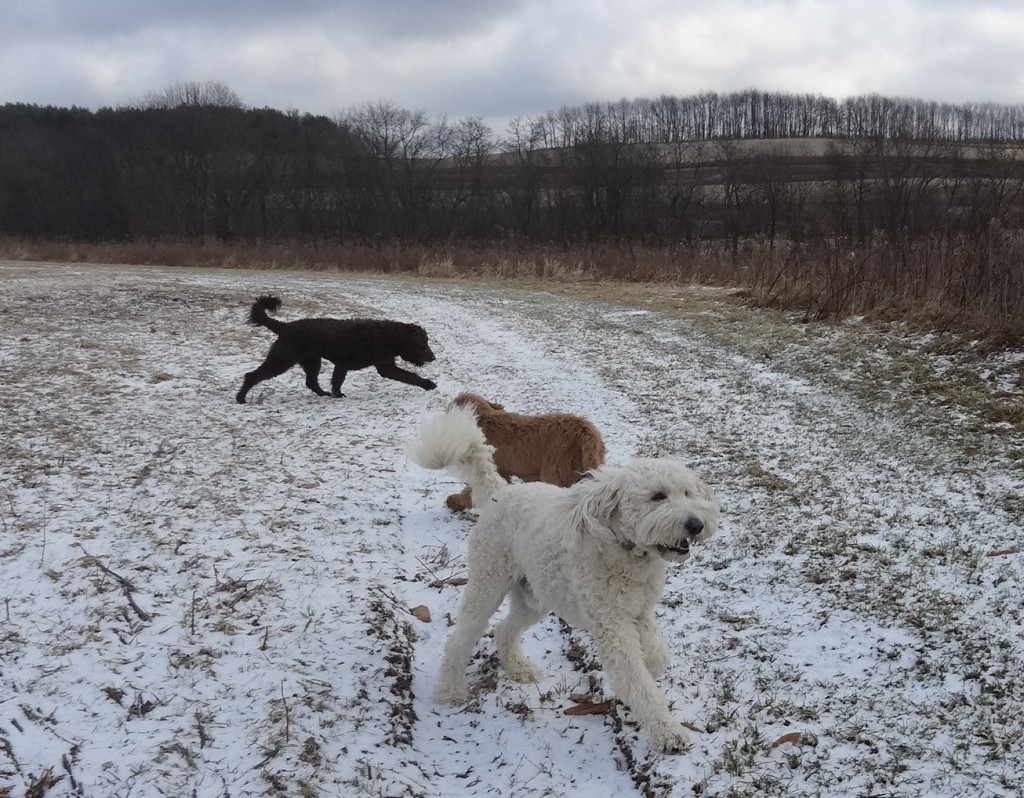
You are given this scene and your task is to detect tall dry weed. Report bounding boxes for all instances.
[1,234,1020,345]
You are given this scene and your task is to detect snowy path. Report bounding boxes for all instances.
[1,262,1021,798]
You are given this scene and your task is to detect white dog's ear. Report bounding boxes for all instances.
[694,478,718,504]
[566,467,622,542]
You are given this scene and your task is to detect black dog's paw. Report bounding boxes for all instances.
[423,380,437,391]
[331,391,347,398]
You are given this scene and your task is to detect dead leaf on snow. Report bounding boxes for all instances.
[564,695,615,715]
[409,605,431,622]
[770,731,802,749]
[429,576,468,588]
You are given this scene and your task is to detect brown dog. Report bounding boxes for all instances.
[444,392,606,511]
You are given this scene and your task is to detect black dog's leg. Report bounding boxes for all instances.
[375,361,437,391]
[299,357,331,397]
[236,343,298,404]
[330,365,348,398]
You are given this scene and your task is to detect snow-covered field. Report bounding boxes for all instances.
[1,261,1021,798]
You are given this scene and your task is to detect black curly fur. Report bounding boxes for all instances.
[236,295,437,404]
[248,295,282,325]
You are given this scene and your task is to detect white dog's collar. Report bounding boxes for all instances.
[619,540,648,557]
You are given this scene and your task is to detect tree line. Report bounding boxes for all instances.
[529,91,1024,147]
[2,82,1023,247]
[4,81,1024,335]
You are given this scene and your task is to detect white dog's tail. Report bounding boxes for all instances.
[408,404,506,505]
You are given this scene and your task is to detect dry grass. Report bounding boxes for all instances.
[0,237,723,283]
[743,234,1024,344]
[3,234,1021,350]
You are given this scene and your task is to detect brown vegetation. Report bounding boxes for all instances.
[3,234,1022,346]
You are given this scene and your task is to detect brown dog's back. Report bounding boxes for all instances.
[445,393,606,510]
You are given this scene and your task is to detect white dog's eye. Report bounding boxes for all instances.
[684,489,692,498]
[651,491,668,502]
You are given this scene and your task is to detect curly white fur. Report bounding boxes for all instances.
[409,404,721,753]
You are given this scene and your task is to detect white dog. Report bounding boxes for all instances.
[408,404,721,753]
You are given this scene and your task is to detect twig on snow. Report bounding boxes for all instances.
[77,547,152,622]
[98,562,152,622]
[280,680,291,744]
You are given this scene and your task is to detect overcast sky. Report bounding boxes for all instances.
[4,0,1024,133]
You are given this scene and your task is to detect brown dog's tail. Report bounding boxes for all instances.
[247,295,285,332]
[408,404,507,507]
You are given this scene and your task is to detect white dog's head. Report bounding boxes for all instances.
[570,458,720,561]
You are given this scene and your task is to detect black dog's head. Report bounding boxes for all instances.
[400,324,436,366]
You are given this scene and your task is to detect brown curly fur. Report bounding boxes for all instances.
[445,392,606,511]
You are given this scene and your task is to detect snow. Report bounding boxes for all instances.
[1,261,1021,797]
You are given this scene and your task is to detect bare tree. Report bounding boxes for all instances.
[129,80,244,110]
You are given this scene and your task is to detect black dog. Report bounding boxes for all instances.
[236,295,437,404]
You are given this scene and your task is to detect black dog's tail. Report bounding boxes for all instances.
[247,295,285,333]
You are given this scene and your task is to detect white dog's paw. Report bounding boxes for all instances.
[503,658,544,684]
[434,681,470,705]
[646,718,693,754]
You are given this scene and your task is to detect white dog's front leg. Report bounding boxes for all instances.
[592,623,691,753]
[637,609,670,678]
[434,633,473,705]
[435,579,509,705]
[493,587,545,683]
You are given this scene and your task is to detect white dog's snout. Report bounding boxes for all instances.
[683,516,704,537]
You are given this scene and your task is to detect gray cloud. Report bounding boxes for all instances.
[5,0,527,41]
[2,0,1023,129]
